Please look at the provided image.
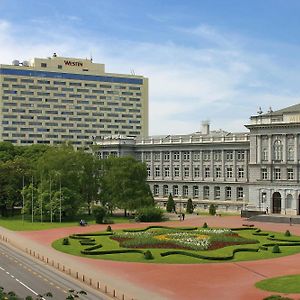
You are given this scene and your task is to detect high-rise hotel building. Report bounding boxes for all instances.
[0,54,148,149]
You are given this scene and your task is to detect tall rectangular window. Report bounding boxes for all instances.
[183,151,190,160]
[204,186,209,199]
[261,168,268,180]
[173,151,180,160]
[204,167,210,178]
[226,167,233,178]
[184,167,189,177]
[225,187,232,199]
[287,168,294,180]
[174,166,180,177]
[155,166,160,177]
[194,167,200,178]
[237,187,244,199]
[215,167,221,178]
[164,166,170,177]
[193,186,199,197]
[238,167,244,178]
[163,152,170,160]
[274,168,281,180]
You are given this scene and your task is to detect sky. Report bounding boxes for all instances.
[1,0,300,135]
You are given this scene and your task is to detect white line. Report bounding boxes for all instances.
[17,280,39,296]
[0,266,4,270]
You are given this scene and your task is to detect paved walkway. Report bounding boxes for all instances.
[2,215,300,300]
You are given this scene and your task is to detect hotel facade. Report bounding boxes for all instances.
[0,54,148,149]
[95,104,300,215]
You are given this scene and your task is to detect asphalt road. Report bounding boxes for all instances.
[0,242,107,299]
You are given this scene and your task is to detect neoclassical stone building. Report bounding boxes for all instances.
[94,104,300,215]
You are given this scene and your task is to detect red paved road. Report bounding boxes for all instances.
[18,216,300,300]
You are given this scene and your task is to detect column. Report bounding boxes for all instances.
[282,134,287,163]
[257,135,261,164]
[268,135,272,163]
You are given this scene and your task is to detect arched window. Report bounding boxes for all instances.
[163,185,168,197]
[183,185,189,197]
[153,185,159,196]
[173,185,179,196]
[273,140,282,161]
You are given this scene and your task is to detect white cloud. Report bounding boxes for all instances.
[0,19,299,136]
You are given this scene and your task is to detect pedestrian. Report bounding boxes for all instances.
[290,217,292,226]
[182,213,185,221]
[266,207,269,214]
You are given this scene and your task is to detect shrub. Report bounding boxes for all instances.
[186,198,194,214]
[209,204,216,216]
[285,230,291,237]
[106,225,112,232]
[272,244,281,253]
[135,207,163,222]
[93,206,107,224]
[203,222,208,228]
[62,238,70,245]
[263,295,293,300]
[166,194,176,212]
[144,250,154,260]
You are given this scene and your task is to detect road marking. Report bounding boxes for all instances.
[0,266,4,270]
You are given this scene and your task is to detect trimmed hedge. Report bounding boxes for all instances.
[123,225,198,233]
[160,247,259,261]
[81,249,144,255]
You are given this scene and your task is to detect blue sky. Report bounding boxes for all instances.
[1,0,300,135]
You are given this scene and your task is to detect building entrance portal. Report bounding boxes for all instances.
[272,192,281,214]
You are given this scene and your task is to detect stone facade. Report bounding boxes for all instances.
[94,104,300,215]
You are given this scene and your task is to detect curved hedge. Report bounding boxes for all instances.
[160,247,259,261]
[123,225,198,232]
[81,248,144,255]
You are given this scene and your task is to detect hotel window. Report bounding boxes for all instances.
[226,167,233,178]
[164,166,170,177]
[238,167,244,178]
[262,148,268,161]
[163,152,170,160]
[237,151,245,160]
[203,151,210,161]
[237,187,244,199]
[193,151,200,161]
[215,167,221,178]
[194,167,200,178]
[173,151,180,160]
[214,151,222,161]
[214,187,220,199]
[287,147,294,161]
[204,167,210,178]
[203,186,209,199]
[274,168,281,180]
[147,166,151,177]
[155,166,160,177]
[287,168,294,180]
[184,167,190,177]
[273,140,283,161]
[183,186,189,197]
[193,186,199,197]
[163,185,169,196]
[225,187,232,199]
[261,168,268,180]
[153,185,159,196]
[183,151,190,160]
[226,151,233,161]
[174,166,180,177]
[41,63,47,68]
[173,185,179,196]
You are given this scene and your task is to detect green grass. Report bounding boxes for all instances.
[256,274,300,293]
[0,215,130,231]
[52,227,300,264]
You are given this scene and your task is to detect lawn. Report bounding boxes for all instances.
[52,226,300,264]
[256,274,300,294]
[0,215,130,231]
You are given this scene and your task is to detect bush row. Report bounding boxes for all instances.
[160,247,259,261]
[123,225,198,233]
[81,249,144,255]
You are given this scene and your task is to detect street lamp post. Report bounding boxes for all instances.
[31,176,34,223]
[59,175,62,223]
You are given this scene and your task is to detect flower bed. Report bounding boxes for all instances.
[112,228,257,251]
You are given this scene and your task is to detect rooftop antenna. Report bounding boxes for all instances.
[90,53,93,62]
[130,69,135,75]
[268,106,273,113]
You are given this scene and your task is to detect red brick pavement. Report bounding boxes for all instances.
[18,216,300,300]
